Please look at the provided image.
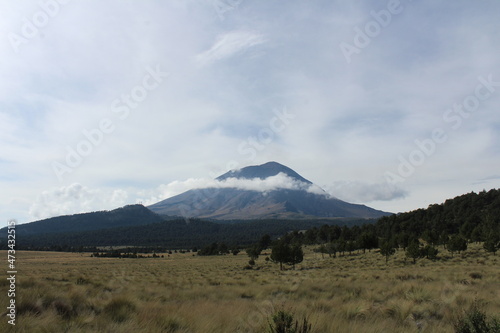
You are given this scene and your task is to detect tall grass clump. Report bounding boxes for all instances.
[268,308,313,333]
[103,297,136,323]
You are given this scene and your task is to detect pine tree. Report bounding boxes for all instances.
[405,240,421,264]
[380,240,395,264]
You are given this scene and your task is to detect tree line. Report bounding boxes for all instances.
[223,189,499,269]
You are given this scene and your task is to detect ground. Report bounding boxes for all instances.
[1,243,499,332]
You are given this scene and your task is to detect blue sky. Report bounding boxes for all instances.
[1,0,500,223]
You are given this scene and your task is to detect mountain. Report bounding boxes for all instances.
[148,162,390,219]
[0,204,163,237]
[216,161,312,184]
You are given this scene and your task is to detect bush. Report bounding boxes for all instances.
[422,245,439,260]
[454,302,500,333]
[268,308,313,333]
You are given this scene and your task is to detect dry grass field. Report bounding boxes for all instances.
[1,243,499,333]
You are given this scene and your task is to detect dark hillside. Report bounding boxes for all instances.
[0,205,163,236]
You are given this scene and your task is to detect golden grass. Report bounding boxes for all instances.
[1,243,499,332]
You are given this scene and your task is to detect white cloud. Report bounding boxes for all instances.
[28,184,129,220]
[324,181,408,204]
[195,30,266,66]
[1,1,500,223]
[139,173,328,206]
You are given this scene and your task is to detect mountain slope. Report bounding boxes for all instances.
[0,205,163,236]
[5,217,373,249]
[148,162,390,219]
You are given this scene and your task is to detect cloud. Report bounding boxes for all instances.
[29,183,129,220]
[472,175,500,185]
[195,30,266,66]
[139,173,327,205]
[324,181,408,204]
[1,1,500,224]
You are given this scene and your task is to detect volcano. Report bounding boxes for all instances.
[148,162,390,219]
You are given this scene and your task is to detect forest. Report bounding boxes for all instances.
[2,189,499,256]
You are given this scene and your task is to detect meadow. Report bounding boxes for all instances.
[1,243,499,333]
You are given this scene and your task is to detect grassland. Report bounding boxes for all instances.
[1,243,499,332]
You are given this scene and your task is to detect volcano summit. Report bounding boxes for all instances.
[148,162,390,220]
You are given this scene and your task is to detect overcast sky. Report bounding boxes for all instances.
[2,0,500,224]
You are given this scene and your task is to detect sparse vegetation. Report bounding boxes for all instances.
[1,189,498,332]
[1,242,498,332]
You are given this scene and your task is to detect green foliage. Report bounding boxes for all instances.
[483,233,499,255]
[288,243,304,269]
[313,244,328,258]
[2,216,368,250]
[405,240,421,264]
[326,242,338,258]
[377,189,500,248]
[259,234,272,250]
[246,244,262,261]
[454,302,500,333]
[422,244,439,260]
[268,308,313,333]
[198,242,230,256]
[357,231,378,253]
[379,240,395,263]
[271,240,303,270]
[448,235,468,256]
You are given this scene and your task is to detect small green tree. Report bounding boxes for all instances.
[357,232,376,254]
[270,240,303,270]
[337,239,347,256]
[246,245,262,262]
[483,233,499,255]
[271,240,289,271]
[406,240,421,264]
[346,240,356,255]
[448,235,468,257]
[259,234,272,250]
[326,242,337,258]
[422,244,439,260]
[380,240,395,264]
[287,243,304,270]
[314,244,327,259]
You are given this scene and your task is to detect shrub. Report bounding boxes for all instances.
[268,308,313,333]
[76,276,89,285]
[422,245,439,260]
[448,235,468,256]
[454,302,500,333]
